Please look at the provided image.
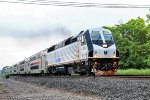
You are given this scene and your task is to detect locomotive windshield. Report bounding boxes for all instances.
[90,31,103,45]
[90,31,115,46]
[103,34,113,41]
[103,33,114,45]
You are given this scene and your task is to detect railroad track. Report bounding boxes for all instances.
[12,74,150,79]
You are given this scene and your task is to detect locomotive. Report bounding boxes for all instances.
[4,28,119,76]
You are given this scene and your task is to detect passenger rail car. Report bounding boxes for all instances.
[12,64,19,75]
[2,66,10,75]
[28,49,47,74]
[7,28,119,76]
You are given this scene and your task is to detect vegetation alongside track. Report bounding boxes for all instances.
[116,69,150,75]
[103,10,150,69]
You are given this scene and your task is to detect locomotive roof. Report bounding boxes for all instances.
[88,28,111,34]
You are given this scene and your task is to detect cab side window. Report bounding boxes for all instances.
[81,35,86,45]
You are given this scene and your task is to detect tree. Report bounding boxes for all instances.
[103,16,150,69]
[146,9,150,23]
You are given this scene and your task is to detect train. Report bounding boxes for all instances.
[2,28,119,76]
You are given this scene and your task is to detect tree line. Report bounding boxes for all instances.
[103,10,150,69]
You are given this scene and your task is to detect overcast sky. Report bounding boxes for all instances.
[0,0,149,69]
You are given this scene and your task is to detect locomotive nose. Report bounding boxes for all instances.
[93,43,117,58]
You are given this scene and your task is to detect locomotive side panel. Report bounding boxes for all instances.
[47,42,79,66]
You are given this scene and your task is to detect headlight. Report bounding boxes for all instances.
[94,55,97,58]
[103,44,108,48]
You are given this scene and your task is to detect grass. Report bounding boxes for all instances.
[116,69,150,75]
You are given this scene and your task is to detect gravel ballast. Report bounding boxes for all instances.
[0,76,99,100]
[1,75,150,100]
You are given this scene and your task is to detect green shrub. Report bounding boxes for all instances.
[4,74,10,79]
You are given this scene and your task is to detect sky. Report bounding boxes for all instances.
[0,0,150,69]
